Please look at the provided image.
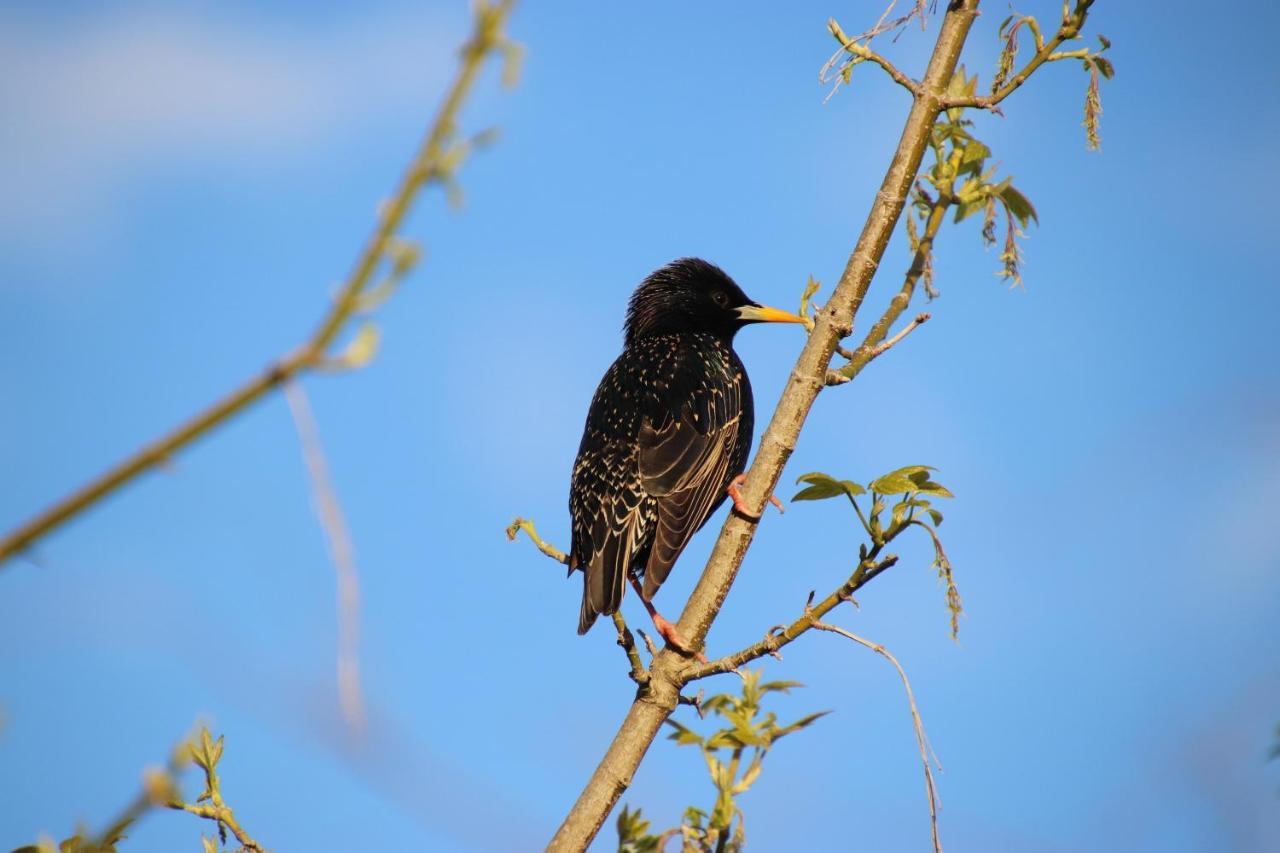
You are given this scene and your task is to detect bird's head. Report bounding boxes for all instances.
[624,258,805,344]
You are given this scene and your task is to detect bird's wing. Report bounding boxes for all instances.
[637,380,742,599]
[571,442,653,634]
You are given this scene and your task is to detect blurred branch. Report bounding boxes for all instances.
[0,0,519,568]
[16,727,264,853]
[811,620,942,853]
[166,729,262,852]
[284,379,365,736]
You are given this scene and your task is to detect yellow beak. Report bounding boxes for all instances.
[735,303,806,324]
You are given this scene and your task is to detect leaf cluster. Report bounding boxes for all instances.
[914,67,1039,291]
[795,465,962,638]
[616,671,825,853]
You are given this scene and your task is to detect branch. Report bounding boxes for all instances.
[507,518,651,687]
[824,18,921,98]
[284,379,365,735]
[0,0,519,567]
[613,611,650,688]
[686,550,898,680]
[548,11,984,847]
[942,0,1095,111]
[826,312,931,386]
[505,517,568,565]
[812,620,942,853]
[828,182,950,386]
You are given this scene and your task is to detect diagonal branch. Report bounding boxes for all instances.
[0,0,519,568]
[685,550,897,680]
[547,4,984,849]
[284,379,366,736]
[828,183,950,386]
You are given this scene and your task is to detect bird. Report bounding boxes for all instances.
[568,257,804,653]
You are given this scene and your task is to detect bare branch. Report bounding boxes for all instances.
[284,379,366,736]
[823,18,922,98]
[812,620,942,853]
[827,312,931,386]
[0,0,519,568]
[686,551,898,681]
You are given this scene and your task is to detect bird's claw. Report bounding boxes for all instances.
[727,473,784,520]
[651,612,708,664]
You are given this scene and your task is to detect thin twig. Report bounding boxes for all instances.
[942,0,1095,111]
[508,519,650,682]
[828,185,951,387]
[824,18,921,98]
[284,379,365,735]
[812,620,942,853]
[827,312,931,386]
[613,611,649,687]
[685,551,898,681]
[0,0,519,567]
[505,517,568,565]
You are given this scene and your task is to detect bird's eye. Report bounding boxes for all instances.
[711,291,729,307]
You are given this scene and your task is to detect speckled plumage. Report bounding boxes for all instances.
[569,258,795,635]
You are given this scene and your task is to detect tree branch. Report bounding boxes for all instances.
[547,3,983,848]
[827,312,931,386]
[812,620,942,853]
[824,18,921,97]
[686,550,897,681]
[507,519,651,688]
[0,0,519,567]
[284,379,366,736]
[942,0,1095,111]
[828,180,951,386]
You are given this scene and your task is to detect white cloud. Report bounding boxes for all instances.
[0,6,462,259]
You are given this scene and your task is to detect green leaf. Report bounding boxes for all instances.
[1097,34,1111,50]
[869,465,930,495]
[998,184,1039,226]
[665,719,704,747]
[773,711,832,741]
[792,472,865,501]
[759,680,804,695]
[1092,55,1115,80]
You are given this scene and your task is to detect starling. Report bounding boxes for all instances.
[568,258,804,650]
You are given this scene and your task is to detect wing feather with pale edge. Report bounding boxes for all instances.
[637,375,742,599]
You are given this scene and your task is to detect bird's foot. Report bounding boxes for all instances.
[649,611,708,664]
[727,473,785,521]
[627,574,707,662]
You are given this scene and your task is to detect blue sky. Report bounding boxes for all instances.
[2,2,1279,850]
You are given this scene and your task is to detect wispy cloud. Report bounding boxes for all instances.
[0,6,461,259]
